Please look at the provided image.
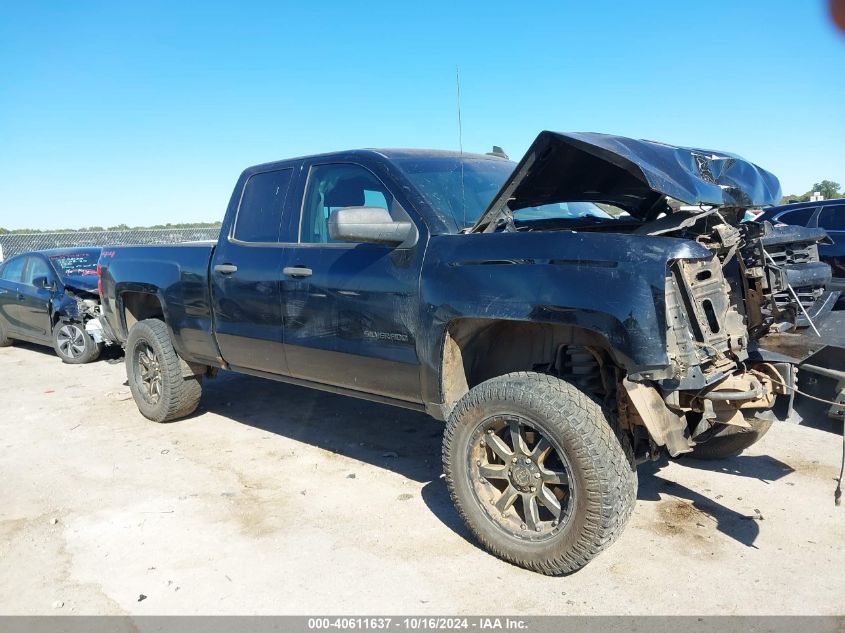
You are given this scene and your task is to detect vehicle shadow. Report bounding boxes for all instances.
[637,457,776,547]
[197,370,445,485]
[191,371,783,549]
[670,452,795,484]
[7,340,57,358]
[194,370,482,540]
[8,339,124,363]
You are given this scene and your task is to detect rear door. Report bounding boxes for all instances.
[210,163,299,375]
[280,160,425,403]
[15,255,54,340]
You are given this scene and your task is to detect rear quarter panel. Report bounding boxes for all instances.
[100,243,222,366]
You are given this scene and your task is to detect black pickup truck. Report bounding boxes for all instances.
[99,131,839,575]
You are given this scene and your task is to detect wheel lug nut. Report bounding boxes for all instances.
[534,473,541,479]
[524,457,531,464]
[520,523,526,530]
[530,486,536,492]
[535,527,541,532]
[480,440,485,447]
[487,429,493,434]
[551,521,558,527]
[476,460,481,466]
[512,457,517,463]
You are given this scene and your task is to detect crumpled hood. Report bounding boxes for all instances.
[472,131,782,232]
[63,274,99,293]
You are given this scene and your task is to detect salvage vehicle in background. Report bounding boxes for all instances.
[0,248,109,363]
[98,131,839,575]
[753,198,845,295]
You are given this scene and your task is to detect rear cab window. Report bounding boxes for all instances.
[233,168,294,243]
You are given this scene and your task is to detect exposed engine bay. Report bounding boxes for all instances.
[55,285,108,344]
[624,210,836,458]
[470,131,842,461]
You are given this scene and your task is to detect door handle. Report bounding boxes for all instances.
[17,293,25,302]
[214,264,238,275]
[283,266,313,278]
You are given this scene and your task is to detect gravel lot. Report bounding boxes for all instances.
[1,342,843,615]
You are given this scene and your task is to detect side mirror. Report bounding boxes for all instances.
[33,276,54,291]
[328,207,416,247]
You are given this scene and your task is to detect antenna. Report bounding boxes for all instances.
[456,65,466,229]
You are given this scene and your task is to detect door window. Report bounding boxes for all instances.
[24,257,51,286]
[0,257,25,283]
[233,168,294,243]
[300,164,392,244]
[817,205,845,231]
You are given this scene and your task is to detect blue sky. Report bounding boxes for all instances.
[1,1,843,230]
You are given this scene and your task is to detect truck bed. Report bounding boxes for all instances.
[99,241,222,366]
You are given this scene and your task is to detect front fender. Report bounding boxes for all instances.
[418,230,712,405]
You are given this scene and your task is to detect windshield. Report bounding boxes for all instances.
[48,251,100,280]
[395,157,628,229]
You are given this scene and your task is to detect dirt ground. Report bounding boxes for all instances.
[1,341,843,615]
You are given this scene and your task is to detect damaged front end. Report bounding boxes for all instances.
[625,217,835,457]
[476,131,839,459]
[55,285,109,344]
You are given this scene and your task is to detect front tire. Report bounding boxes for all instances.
[52,321,102,364]
[125,319,202,422]
[442,372,637,575]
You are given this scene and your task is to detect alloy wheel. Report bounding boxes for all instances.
[57,324,86,359]
[135,342,162,405]
[466,416,575,541]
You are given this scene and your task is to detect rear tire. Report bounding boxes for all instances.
[687,417,773,460]
[125,318,202,422]
[52,321,102,364]
[442,372,637,575]
[0,320,13,347]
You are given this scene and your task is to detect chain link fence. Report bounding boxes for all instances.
[0,228,221,261]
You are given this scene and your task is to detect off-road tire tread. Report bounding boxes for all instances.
[442,371,637,575]
[126,319,202,423]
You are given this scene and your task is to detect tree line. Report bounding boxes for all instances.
[781,180,842,204]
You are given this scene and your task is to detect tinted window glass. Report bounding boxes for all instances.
[24,257,51,285]
[0,257,25,282]
[777,207,816,226]
[234,169,294,242]
[818,205,845,231]
[300,164,392,244]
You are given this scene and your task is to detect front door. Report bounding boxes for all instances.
[281,161,424,403]
[210,165,297,375]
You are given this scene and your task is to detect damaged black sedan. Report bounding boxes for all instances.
[0,248,109,363]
